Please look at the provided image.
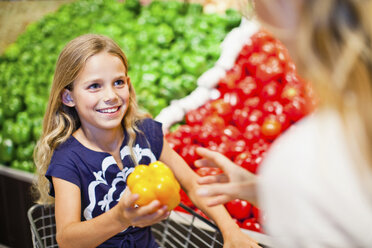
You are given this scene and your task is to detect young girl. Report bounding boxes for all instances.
[33,34,259,248]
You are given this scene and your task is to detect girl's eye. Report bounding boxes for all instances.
[88,83,100,90]
[114,79,125,87]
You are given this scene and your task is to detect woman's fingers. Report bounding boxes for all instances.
[197,174,229,184]
[194,158,218,168]
[196,147,236,171]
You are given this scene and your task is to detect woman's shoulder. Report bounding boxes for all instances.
[260,108,344,168]
[258,110,372,247]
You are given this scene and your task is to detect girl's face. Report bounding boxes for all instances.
[62,52,130,132]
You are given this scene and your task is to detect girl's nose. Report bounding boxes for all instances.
[103,86,118,103]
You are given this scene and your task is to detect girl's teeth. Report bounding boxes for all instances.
[99,107,118,113]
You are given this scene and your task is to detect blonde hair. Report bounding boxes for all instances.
[251,0,372,174]
[295,0,372,173]
[33,34,149,204]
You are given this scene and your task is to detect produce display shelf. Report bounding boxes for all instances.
[0,165,34,184]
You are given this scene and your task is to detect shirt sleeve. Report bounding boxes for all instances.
[139,118,164,160]
[45,152,81,197]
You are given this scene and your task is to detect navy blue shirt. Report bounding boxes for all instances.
[46,118,163,248]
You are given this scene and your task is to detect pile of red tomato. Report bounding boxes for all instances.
[166,29,316,232]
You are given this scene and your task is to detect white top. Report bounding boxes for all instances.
[258,108,372,248]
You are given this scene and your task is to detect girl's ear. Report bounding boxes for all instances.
[62,89,75,107]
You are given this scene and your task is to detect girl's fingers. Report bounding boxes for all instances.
[132,205,169,227]
[135,200,161,215]
[121,188,139,208]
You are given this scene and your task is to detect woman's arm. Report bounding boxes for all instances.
[159,139,261,248]
[53,177,168,248]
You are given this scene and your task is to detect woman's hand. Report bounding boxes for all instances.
[195,147,258,206]
[115,188,170,228]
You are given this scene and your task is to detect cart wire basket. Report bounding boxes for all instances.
[27,203,224,248]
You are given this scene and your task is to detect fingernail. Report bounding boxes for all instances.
[196,188,208,196]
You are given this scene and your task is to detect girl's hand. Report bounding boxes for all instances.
[115,188,170,228]
[195,147,258,207]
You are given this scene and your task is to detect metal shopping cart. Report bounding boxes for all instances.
[27,203,225,248]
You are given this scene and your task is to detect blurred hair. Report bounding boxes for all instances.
[295,0,372,174]
[33,34,149,204]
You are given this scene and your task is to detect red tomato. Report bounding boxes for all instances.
[269,113,290,131]
[199,124,222,146]
[234,151,253,170]
[274,41,291,65]
[229,139,248,159]
[283,96,308,122]
[172,125,192,139]
[239,41,255,58]
[236,76,259,98]
[171,125,195,146]
[179,144,200,168]
[260,80,282,101]
[203,114,225,130]
[251,29,275,49]
[246,52,267,76]
[251,139,270,156]
[262,100,283,116]
[226,199,252,220]
[282,70,302,86]
[241,218,263,233]
[244,96,261,109]
[222,125,242,141]
[260,40,276,56]
[186,107,208,125]
[261,117,282,140]
[232,107,250,131]
[216,141,235,159]
[256,57,284,83]
[165,134,182,152]
[247,109,264,125]
[251,205,261,221]
[218,66,244,92]
[281,86,300,106]
[210,99,233,121]
[222,91,242,109]
[243,123,262,144]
